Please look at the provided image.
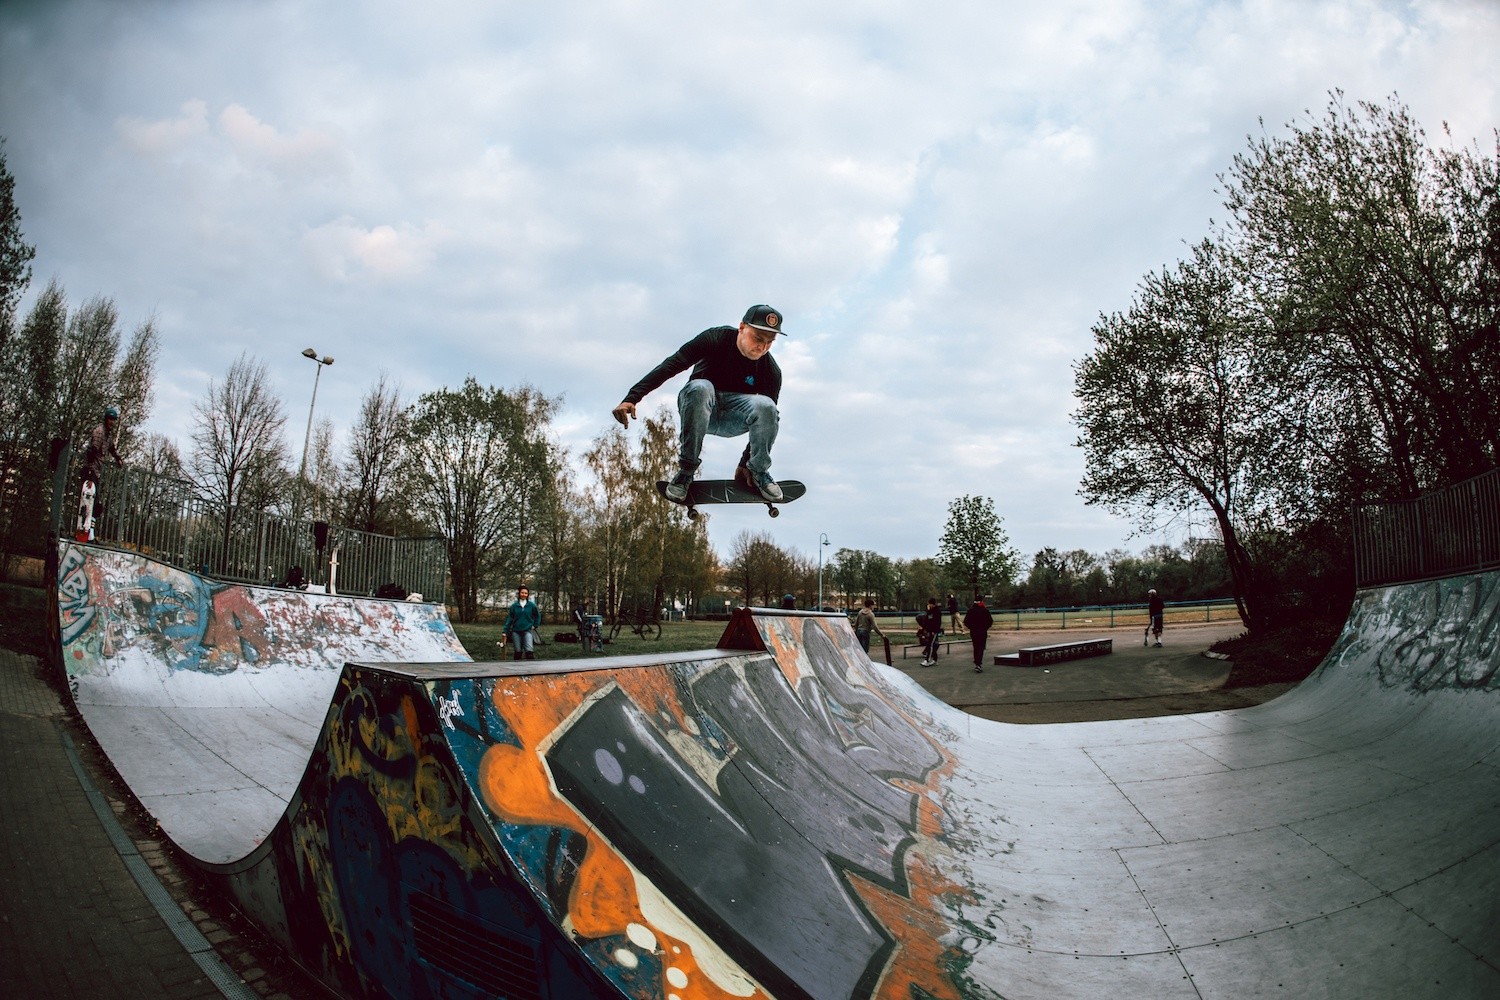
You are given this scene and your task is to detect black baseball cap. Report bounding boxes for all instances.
[743,304,787,335]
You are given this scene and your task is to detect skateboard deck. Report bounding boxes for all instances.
[655,478,806,518]
[75,480,96,542]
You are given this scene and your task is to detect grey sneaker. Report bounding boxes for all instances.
[666,467,694,501]
[749,470,783,502]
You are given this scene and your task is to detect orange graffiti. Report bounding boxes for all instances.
[846,854,975,1000]
[477,672,771,1000]
[203,587,269,663]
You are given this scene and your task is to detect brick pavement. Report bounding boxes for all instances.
[0,647,319,999]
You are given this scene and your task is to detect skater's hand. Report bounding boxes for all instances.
[611,401,636,427]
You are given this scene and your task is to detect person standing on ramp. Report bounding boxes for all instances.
[612,305,787,502]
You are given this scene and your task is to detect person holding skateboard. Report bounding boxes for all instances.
[76,405,124,540]
[854,598,885,656]
[1146,588,1164,647]
[612,304,787,502]
[82,405,124,487]
[917,597,944,668]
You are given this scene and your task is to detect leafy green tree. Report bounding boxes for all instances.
[829,547,867,608]
[0,281,156,564]
[1222,92,1500,501]
[0,137,36,338]
[901,557,943,612]
[1074,239,1288,629]
[936,494,1020,597]
[831,548,895,606]
[404,378,558,622]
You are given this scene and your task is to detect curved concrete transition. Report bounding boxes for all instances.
[55,541,1498,999]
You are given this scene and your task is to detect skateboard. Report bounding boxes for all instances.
[75,480,96,542]
[655,478,806,518]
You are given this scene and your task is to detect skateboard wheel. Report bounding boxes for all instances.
[768,506,780,518]
[688,508,700,520]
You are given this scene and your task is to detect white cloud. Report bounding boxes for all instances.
[3,0,1497,564]
[118,99,210,155]
[216,103,342,173]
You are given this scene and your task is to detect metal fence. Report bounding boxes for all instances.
[87,465,449,601]
[1353,467,1500,588]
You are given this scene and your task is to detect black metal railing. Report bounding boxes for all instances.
[85,465,449,601]
[1353,467,1500,587]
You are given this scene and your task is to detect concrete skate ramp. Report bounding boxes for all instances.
[54,541,471,863]
[53,540,1499,998]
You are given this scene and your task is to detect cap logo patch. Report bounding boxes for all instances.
[764,312,779,328]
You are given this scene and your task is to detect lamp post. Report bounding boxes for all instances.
[295,348,334,524]
[818,532,830,611]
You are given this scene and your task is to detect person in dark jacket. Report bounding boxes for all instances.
[612,305,788,502]
[1146,588,1165,647]
[964,594,994,672]
[504,585,542,661]
[918,597,943,667]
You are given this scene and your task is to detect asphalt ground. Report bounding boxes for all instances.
[1,617,1279,997]
[884,619,1294,722]
[0,646,326,999]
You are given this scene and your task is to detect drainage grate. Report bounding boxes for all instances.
[408,888,544,1000]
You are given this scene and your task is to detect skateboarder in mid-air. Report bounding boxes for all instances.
[612,304,787,502]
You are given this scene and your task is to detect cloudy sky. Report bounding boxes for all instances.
[3,0,1497,567]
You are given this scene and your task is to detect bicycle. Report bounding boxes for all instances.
[609,607,662,641]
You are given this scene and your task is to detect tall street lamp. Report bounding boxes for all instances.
[296,348,334,524]
[818,532,830,611]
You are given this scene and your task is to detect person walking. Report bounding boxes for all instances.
[947,593,960,633]
[505,585,542,661]
[964,593,994,673]
[612,304,789,502]
[918,597,943,667]
[854,598,885,656]
[1146,588,1165,647]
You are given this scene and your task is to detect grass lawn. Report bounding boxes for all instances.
[1,577,1337,685]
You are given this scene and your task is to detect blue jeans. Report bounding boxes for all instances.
[677,379,779,475]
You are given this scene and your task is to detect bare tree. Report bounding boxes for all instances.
[726,530,797,606]
[582,426,647,619]
[188,353,290,567]
[338,373,407,533]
